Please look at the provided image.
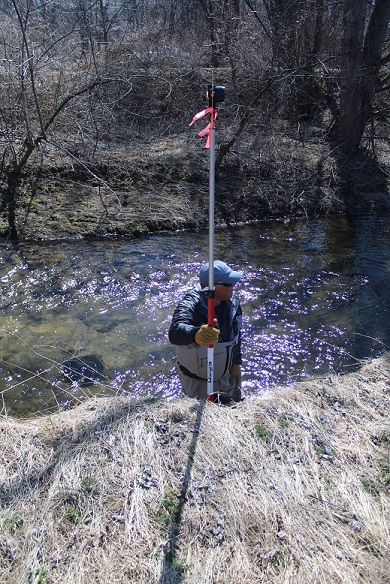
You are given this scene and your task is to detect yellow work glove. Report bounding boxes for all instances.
[194,320,220,346]
[229,364,242,388]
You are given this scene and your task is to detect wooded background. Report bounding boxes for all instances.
[1,0,389,239]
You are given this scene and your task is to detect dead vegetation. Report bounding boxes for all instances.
[1,2,389,241]
[0,354,389,583]
[12,129,390,242]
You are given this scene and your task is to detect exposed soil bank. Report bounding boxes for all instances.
[4,135,390,241]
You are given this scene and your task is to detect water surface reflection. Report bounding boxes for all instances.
[0,215,389,416]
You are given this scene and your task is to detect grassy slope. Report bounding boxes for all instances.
[0,355,389,583]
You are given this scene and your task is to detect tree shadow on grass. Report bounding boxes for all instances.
[2,394,209,583]
[158,400,206,584]
[0,396,160,506]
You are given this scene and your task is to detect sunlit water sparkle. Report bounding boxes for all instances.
[0,215,389,416]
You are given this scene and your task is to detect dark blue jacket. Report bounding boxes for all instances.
[168,289,242,366]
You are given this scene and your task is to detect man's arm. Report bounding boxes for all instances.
[168,293,202,346]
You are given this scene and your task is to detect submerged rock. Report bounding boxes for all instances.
[60,354,105,386]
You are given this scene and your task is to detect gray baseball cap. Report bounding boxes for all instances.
[199,260,243,287]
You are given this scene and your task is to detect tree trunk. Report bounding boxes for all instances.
[3,173,19,241]
[330,0,367,151]
[330,0,390,153]
[360,0,390,138]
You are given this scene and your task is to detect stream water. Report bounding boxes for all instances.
[1,214,389,417]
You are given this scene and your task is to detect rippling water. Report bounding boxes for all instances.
[1,215,389,416]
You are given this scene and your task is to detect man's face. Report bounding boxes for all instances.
[214,282,235,303]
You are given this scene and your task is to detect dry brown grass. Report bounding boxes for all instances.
[0,355,389,583]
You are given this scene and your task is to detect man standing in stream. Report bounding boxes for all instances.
[169,260,243,403]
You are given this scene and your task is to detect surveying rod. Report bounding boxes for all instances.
[188,84,225,399]
[206,111,216,398]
